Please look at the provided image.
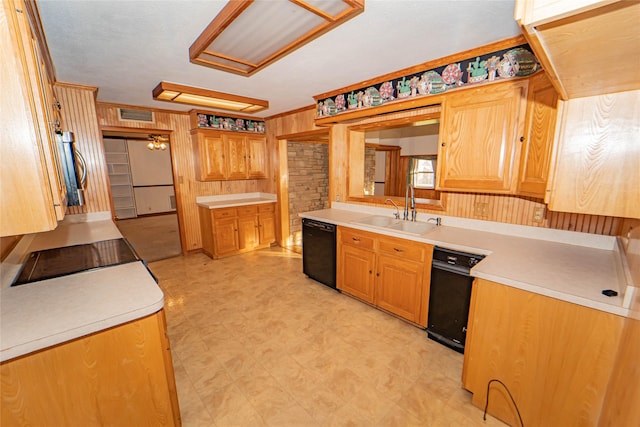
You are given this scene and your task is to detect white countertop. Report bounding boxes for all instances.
[0,212,164,362]
[301,205,635,318]
[196,192,276,209]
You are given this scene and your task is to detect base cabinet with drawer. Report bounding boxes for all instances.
[337,227,433,326]
[199,203,276,259]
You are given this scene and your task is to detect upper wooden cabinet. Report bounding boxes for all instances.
[515,0,640,100]
[517,72,558,198]
[437,80,529,193]
[192,129,267,181]
[1,0,67,237]
[546,90,640,219]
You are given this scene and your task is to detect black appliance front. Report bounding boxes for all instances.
[426,247,485,354]
[12,238,140,286]
[56,131,86,206]
[302,218,337,289]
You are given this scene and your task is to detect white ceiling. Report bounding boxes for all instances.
[37,0,522,118]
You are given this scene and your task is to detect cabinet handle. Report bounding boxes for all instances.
[393,248,404,253]
[352,237,360,242]
[369,270,372,274]
[441,142,446,147]
[520,136,525,142]
[376,272,380,277]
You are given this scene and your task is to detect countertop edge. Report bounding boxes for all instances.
[0,299,164,363]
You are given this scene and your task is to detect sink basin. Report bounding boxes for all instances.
[355,215,397,227]
[388,221,436,235]
[353,215,436,235]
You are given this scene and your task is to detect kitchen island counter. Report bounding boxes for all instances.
[0,213,164,362]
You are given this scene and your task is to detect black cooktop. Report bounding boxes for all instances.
[12,238,140,286]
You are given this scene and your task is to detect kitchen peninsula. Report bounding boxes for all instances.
[0,213,181,426]
[301,202,636,426]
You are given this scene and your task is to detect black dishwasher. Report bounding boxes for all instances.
[302,218,337,289]
[427,247,485,354]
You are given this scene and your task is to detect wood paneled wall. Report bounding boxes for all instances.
[271,108,625,236]
[54,84,111,215]
[96,103,271,252]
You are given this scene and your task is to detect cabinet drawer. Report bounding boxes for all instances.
[236,205,258,216]
[213,207,237,219]
[340,228,375,250]
[377,236,425,262]
[258,203,275,213]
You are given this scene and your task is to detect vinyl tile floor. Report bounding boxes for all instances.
[149,247,506,427]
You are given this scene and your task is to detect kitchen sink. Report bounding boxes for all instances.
[387,220,436,235]
[354,215,397,227]
[353,215,437,235]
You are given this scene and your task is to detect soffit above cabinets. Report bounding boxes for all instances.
[189,0,365,76]
[515,0,640,100]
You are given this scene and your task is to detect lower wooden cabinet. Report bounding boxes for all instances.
[463,278,624,427]
[0,310,181,426]
[199,203,276,259]
[337,227,433,326]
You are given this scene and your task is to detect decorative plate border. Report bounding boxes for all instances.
[316,44,539,118]
[196,113,266,133]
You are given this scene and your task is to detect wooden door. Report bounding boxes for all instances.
[225,134,248,180]
[518,72,558,198]
[438,80,528,193]
[195,132,226,180]
[213,217,238,256]
[338,244,376,304]
[375,254,423,323]
[246,136,267,179]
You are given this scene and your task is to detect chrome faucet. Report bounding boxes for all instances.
[427,217,442,226]
[385,199,400,219]
[405,184,416,221]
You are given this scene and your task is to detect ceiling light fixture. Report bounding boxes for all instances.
[152,81,269,112]
[189,0,365,76]
[147,134,168,151]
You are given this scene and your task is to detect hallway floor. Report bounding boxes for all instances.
[116,213,181,262]
[149,248,505,427]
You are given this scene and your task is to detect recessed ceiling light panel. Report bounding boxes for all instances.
[190,0,365,76]
[152,81,269,113]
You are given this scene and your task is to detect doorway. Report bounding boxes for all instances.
[102,130,182,262]
[277,129,330,252]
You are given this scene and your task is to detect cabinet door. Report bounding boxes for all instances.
[247,136,267,179]
[258,213,276,245]
[213,217,238,256]
[375,254,423,323]
[338,244,376,304]
[225,134,248,180]
[547,90,640,218]
[237,214,258,251]
[194,133,227,181]
[517,72,558,198]
[438,80,528,193]
[1,1,64,236]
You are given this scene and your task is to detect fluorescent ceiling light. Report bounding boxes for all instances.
[152,81,269,113]
[190,0,365,76]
